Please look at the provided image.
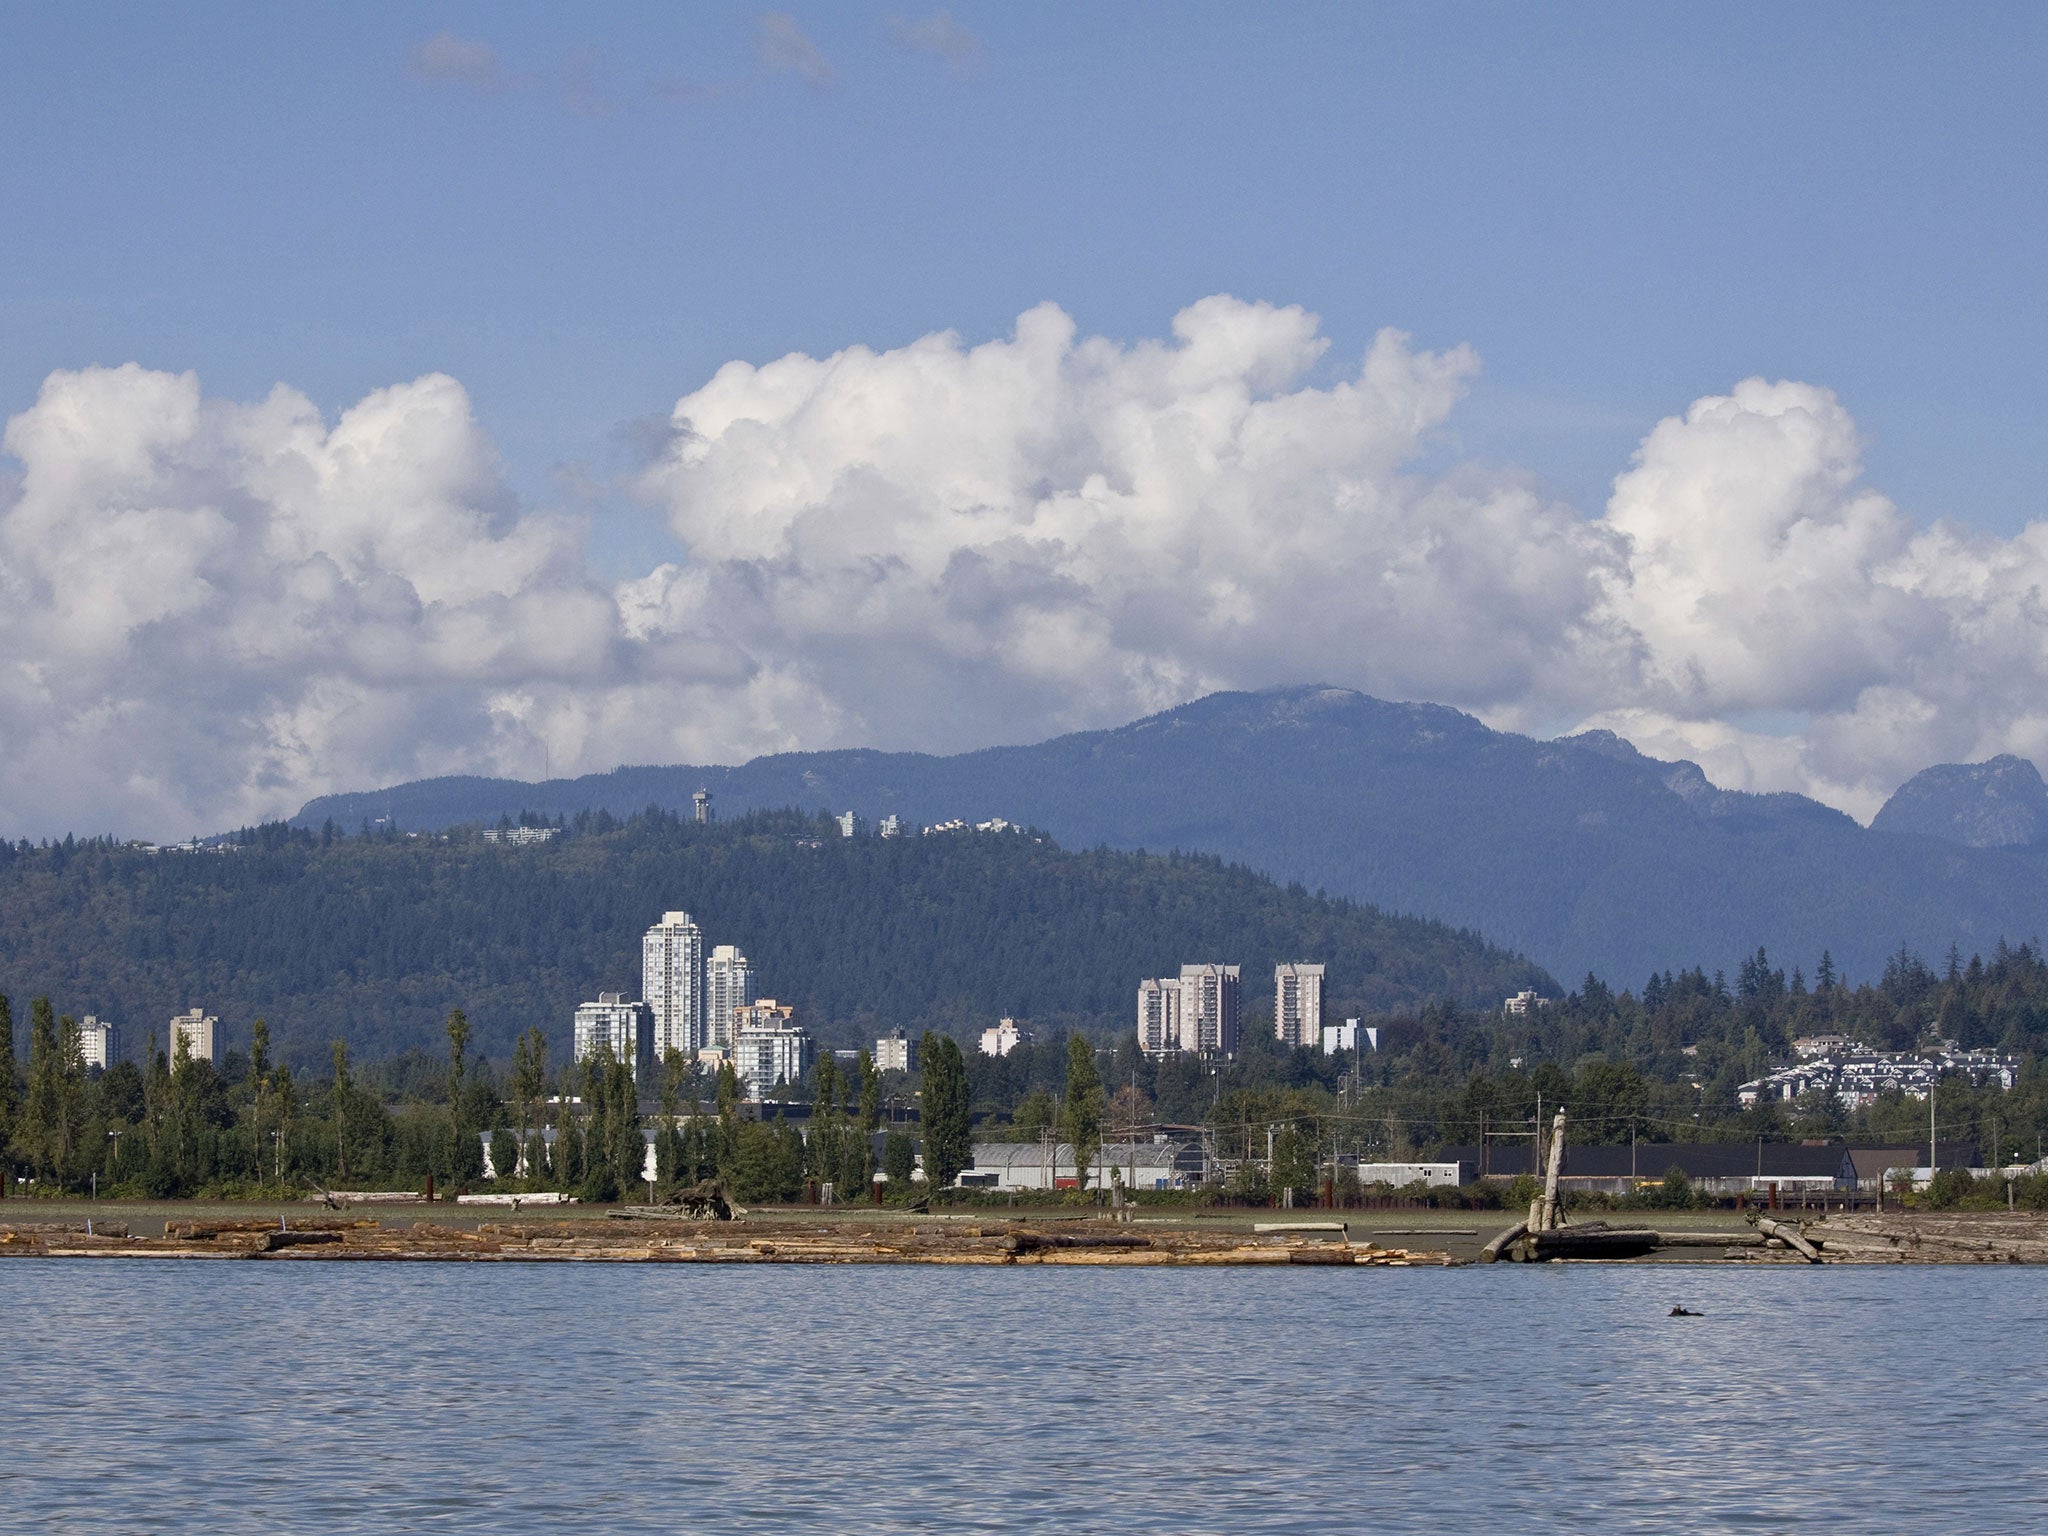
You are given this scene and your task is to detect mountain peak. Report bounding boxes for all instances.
[1872,754,2048,848]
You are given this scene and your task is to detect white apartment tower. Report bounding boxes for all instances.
[643,911,706,1057]
[170,1008,219,1067]
[79,1016,120,1071]
[733,999,813,1100]
[875,1028,917,1073]
[1274,963,1325,1049]
[705,945,755,1051]
[1179,965,1241,1056]
[573,994,655,1081]
[1137,978,1183,1056]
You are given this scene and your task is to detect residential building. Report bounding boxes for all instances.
[1737,1041,2021,1110]
[835,811,865,838]
[1319,1019,1362,1055]
[643,910,705,1056]
[79,1016,119,1071]
[482,825,556,845]
[573,993,655,1081]
[878,814,906,838]
[733,999,812,1100]
[1179,964,1241,1056]
[979,1018,1028,1057]
[1503,990,1545,1015]
[1274,962,1324,1049]
[875,1028,918,1073]
[1137,978,1182,1055]
[705,944,754,1051]
[170,1008,219,1067]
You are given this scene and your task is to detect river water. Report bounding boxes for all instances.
[4,1260,2041,1533]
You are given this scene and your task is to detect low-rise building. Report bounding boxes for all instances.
[170,1008,219,1068]
[958,1138,1201,1192]
[1738,1042,2020,1110]
[482,825,556,845]
[1353,1161,1469,1189]
[1321,1019,1375,1054]
[1503,990,1546,1015]
[573,993,655,1081]
[875,1028,917,1073]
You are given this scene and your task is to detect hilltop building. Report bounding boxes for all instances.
[1274,963,1324,1048]
[1503,990,1546,1015]
[706,944,755,1051]
[643,911,706,1056]
[692,789,712,824]
[79,1016,119,1071]
[573,994,655,1081]
[482,825,555,845]
[878,814,907,838]
[1738,1041,2019,1110]
[835,811,865,838]
[979,1018,1028,1057]
[875,1028,917,1073]
[170,1008,219,1067]
[733,1000,813,1100]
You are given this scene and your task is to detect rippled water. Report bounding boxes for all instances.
[5,1259,2043,1533]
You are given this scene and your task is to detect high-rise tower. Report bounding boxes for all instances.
[643,911,705,1056]
[705,944,755,1051]
[1274,963,1325,1049]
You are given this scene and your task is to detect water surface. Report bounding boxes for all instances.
[5,1261,2041,1532]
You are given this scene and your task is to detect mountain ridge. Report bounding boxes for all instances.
[293,686,2048,987]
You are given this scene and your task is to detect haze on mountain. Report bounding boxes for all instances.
[296,685,2048,991]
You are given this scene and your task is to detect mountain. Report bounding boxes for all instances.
[0,811,1546,1069]
[294,686,2048,987]
[1871,756,2048,848]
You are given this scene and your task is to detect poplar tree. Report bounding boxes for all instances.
[918,1032,970,1194]
[1061,1033,1105,1198]
[857,1048,882,1134]
[0,994,16,1159]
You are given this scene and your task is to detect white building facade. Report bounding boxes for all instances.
[705,944,754,1051]
[573,993,655,1081]
[979,1018,1027,1057]
[170,1008,219,1067]
[1179,964,1241,1056]
[1274,963,1324,1049]
[733,999,813,1100]
[643,910,705,1056]
[875,1028,917,1073]
[1137,978,1183,1055]
[79,1016,120,1071]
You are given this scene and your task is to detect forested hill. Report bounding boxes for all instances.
[292,686,2048,989]
[0,811,1548,1070]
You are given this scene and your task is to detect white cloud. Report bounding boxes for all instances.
[15,297,2048,838]
[757,13,834,88]
[406,31,507,92]
[888,11,985,76]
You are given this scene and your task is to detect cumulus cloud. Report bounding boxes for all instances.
[888,11,985,76]
[757,13,834,87]
[13,296,2048,838]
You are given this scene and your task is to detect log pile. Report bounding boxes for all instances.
[0,1216,1458,1267]
[1805,1212,2048,1264]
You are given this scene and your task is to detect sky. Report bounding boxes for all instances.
[1,4,2045,838]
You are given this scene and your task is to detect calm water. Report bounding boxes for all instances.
[4,1260,2044,1533]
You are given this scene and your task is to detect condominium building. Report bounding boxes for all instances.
[1137,978,1182,1056]
[1179,965,1241,1056]
[1274,963,1325,1049]
[643,910,705,1056]
[706,944,755,1051]
[875,1027,918,1073]
[733,999,813,1100]
[979,1018,1028,1057]
[835,811,865,838]
[878,814,907,838]
[170,1008,219,1067]
[573,993,655,1081]
[79,1016,119,1071]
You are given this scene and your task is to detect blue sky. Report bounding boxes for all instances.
[2,4,2046,835]
[6,5,2043,552]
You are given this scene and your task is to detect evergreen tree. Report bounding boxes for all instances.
[656,1046,684,1188]
[918,1032,971,1194]
[1061,1033,1105,1196]
[882,1127,915,1192]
